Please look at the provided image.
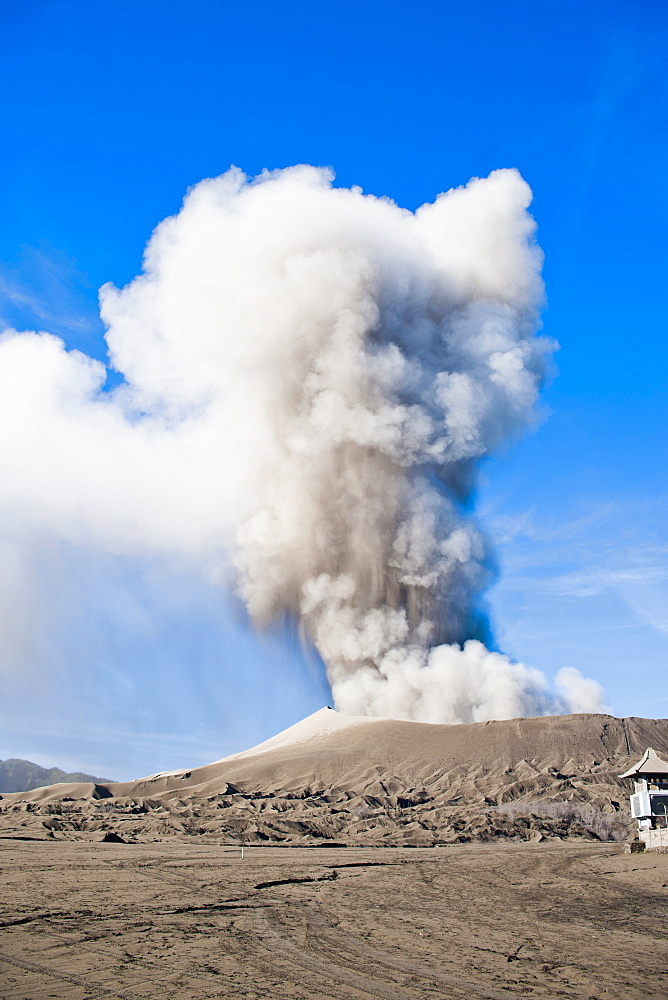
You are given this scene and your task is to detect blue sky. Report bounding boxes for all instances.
[0,0,666,778]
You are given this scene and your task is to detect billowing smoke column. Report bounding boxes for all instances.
[0,166,605,721]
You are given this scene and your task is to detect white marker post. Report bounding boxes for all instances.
[241,846,244,859]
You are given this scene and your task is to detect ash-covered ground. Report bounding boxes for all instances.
[1,840,667,999]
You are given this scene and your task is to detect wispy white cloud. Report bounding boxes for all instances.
[485,489,668,670]
[547,564,668,598]
[0,244,102,343]
[486,500,620,552]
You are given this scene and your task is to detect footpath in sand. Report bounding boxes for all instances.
[1,839,667,1000]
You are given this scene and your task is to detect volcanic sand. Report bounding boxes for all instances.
[1,839,667,1000]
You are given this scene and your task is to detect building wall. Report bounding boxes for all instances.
[640,827,668,850]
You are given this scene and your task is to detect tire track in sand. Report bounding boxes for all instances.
[253,907,516,1000]
[0,952,143,1000]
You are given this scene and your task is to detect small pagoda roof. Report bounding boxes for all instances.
[619,747,668,779]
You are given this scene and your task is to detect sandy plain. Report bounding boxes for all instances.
[1,839,667,1000]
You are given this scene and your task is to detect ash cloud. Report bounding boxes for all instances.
[0,165,605,721]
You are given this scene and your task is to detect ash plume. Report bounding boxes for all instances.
[0,165,605,721]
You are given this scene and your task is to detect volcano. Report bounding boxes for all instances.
[2,709,667,845]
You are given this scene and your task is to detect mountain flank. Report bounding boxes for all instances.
[1,709,666,845]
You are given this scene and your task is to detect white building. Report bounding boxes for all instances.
[620,747,668,850]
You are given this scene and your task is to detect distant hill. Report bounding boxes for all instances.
[0,758,112,793]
